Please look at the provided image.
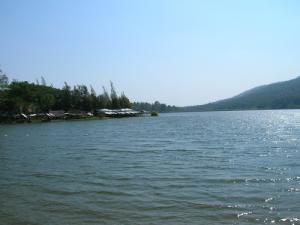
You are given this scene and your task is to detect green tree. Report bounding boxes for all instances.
[101,86,111,108]
[39,94,55,112]
[61,82,72,111]
[0,75,136,117]
[110,81,120,109]
[119,92,131,108]
[90,85,98,111]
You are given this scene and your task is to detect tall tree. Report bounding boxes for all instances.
[110,81,120,109]
[90,85,98,111]
[119,92,131,108]
[101,86,111,108]
[61,82,72,111]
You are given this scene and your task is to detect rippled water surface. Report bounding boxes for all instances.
[0,111,300,225]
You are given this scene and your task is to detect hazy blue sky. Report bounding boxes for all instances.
[1,0,300,106]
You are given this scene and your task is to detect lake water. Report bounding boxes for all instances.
[0,111,299,225]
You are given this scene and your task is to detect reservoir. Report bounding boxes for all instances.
[0,111,299,225]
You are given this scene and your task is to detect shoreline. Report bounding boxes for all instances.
[0,108,148,124]
[0,116,103,124]
[0,115,145,125]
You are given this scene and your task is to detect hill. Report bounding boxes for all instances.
[183,76,300,111]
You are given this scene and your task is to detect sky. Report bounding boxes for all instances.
[1,0,300,106]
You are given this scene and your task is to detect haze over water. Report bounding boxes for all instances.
[0,110,300,225]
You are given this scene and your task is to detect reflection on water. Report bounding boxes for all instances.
[0,110,299,225]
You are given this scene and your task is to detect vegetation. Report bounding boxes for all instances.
[0,73,131,115]
[3,68,299,117]
[132,101,181,113]
[151,111,159,116]
[183,76,300,111]
[134,76,300,113]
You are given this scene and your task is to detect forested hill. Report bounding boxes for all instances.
[183,76,300,112]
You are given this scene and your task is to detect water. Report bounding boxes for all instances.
[0,111,299,225]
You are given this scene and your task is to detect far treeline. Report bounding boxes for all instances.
[0,70,180,115]
[131,102,181,113]
[0,72,131,114]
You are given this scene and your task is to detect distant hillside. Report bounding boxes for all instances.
[184,76,300,111]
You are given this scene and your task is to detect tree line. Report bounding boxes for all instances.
[132,101,181,113]
[0,71,131,114]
